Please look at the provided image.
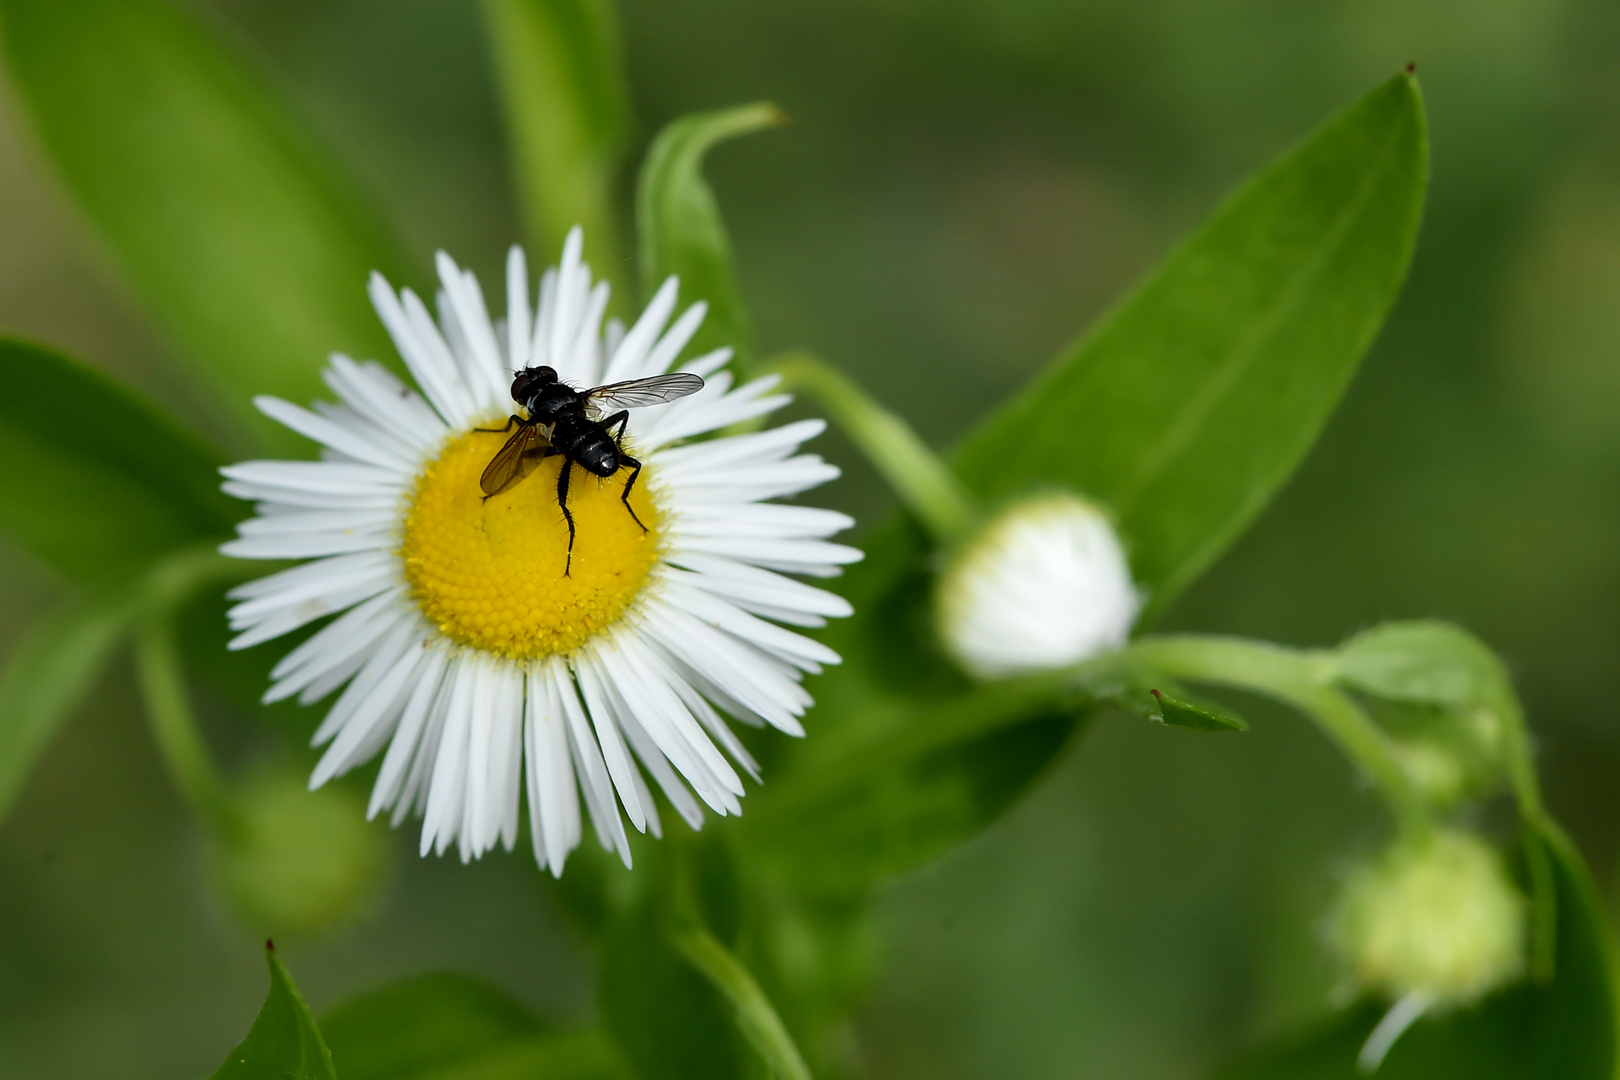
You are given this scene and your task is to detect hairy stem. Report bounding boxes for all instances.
[763,350,978,545]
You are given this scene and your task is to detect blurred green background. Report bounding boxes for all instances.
[2,0,1618,1077]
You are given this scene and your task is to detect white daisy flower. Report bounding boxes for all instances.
[219,228,861,874]
[936,493,1138,678]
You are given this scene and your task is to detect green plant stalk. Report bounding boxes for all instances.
[669,923,813,1080]
[135,613,244,840]
[763,351,978,545]
[1127,634,1431,838]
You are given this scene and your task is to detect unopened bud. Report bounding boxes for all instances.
[213,768,391,937]
[1332,829,1525,1007]
[937,494,1139,678]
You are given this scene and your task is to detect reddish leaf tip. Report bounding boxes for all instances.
[265,938,275,952]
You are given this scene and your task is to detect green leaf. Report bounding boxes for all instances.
[0,338,236,585]
[0,592,139,824]
[1149,688,1248,732]
[209,946,336,1080]
[0,0,409,453]
[955,70,1427,619]
[764,72,1430,896]
[636,103,784,366]
[321,973,543,1080]
[1213,821,1618,1080]
[745,672,1093,895]
[322,971,628,1080]
[1335,621,1512,710]
[399,1031,627,1080]
[481,0,630,285]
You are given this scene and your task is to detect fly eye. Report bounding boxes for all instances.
[509,373,532,400]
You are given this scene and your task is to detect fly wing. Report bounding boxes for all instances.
[583,372,705,417]
[479,424,548,497]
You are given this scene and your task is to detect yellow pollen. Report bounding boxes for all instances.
[400,426,662,659]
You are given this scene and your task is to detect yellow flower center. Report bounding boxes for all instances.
[400,426,662,659]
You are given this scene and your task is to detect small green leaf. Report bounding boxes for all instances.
[0,338,236,586]
[636,103,784,365]
[1149,688,1248,732]
[0,0,409,452]
[767,72,1430,895]
[955,70,1428,619]
[1335,621,1511,709]
[1213,820,1617,1080]
[481,0,630,282]
[209,946,335,1080]
[321,973,544,1080]
[0,592,140,824]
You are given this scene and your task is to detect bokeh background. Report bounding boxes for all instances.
[3,0,1619,1077]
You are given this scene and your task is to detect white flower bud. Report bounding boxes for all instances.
[936,493,1140,678]
[1332,829,1525,1007]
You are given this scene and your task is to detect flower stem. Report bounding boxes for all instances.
[1125,634,1432,838]
[762,350,978,546]
[134,614,243,840]
[670,922,813,1080]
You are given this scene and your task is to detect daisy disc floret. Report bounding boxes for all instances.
[220,228,861,874]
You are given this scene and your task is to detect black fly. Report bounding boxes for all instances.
[478,365,704,575]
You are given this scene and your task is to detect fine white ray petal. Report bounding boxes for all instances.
[310,633,428,787]
[638,301,707,378]
[254,396,413,471]
[311,620,422,746]
[603,275,678,383]
[369,645,448,819]
[507,246,531,374]
[572,654,648,833]
[549,658,630,865]
[369,273,468,426]
[526,665,579,875]
[422,656,477,857]
[325,354,445,453]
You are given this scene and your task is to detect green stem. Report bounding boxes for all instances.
[762,350,978,545]
[134,613,243,840]
[1126,635,1431,838]
[670,923,812,1080]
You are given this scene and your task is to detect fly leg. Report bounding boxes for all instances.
[617,455,647,533]
[556,456,577,576]
[476,415,524,434]
[598,410,648,533]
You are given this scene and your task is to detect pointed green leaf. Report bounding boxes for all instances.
[321,973,543,1080]
[1335,620,1512,710]
[954,71,1428,619]
[1150,688,1248,732]
[0,592,139,825]
[0,338,235,586]
[481,0,630,285]
[0,0,409,452]
[209,947,336,1080]
[1213,821,1618,1080]
[322,971,629,1080]
[758,73,1430,896]
[636,103,784,366]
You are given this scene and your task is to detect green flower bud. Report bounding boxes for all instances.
[212,767,392,937]
[1332,829,1525,1006]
